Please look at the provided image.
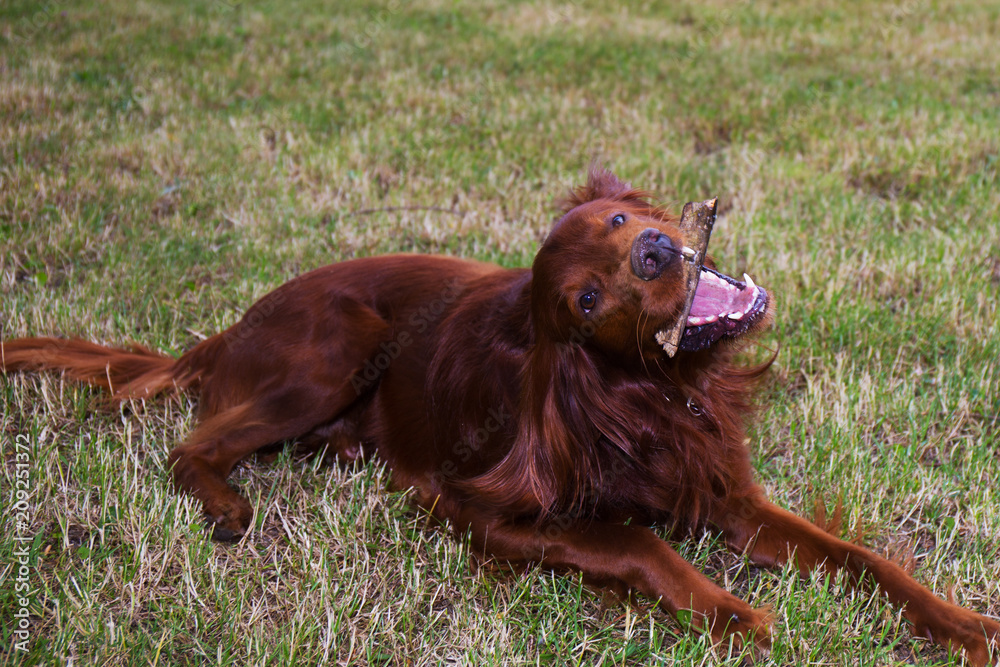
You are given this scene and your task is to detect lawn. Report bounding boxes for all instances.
[1,0,998,664]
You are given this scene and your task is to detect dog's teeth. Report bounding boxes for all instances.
[704,314,718,323]
[743,273,755,291]
[728,311,744,320]
[688,316,705,325]
[682,246,696,260]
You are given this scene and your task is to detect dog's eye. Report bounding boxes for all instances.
[611,214,626,227]
[579,291,598,313]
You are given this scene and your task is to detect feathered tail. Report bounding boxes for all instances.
[0,337,200,402]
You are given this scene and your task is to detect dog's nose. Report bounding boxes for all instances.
[630,228,678,280]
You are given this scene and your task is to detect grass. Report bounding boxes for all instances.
[1,0,998,664]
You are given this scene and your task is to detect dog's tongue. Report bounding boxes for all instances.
[654,197,770,354]
[672,266,769,352]
[686,269,760,326]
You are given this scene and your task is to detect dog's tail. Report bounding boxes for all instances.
[0,337,203,402]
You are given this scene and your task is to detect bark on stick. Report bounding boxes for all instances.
[656,197,717,357]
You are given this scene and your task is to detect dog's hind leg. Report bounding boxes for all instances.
[168,295,392,540]
[167,382,363,540]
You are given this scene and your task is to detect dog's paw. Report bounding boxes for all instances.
[721,605,774,661]
[693,599,772,661]
[912,607,998,667]
[202,493,253,542]
[207,518,245,542]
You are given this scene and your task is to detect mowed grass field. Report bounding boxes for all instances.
[2,0,999,664]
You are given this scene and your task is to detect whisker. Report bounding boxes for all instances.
[637,309,651,375]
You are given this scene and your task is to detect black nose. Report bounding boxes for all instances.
[630,228,678,280]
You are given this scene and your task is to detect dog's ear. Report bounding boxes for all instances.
[457,339,601,515]
[559,165,649,212]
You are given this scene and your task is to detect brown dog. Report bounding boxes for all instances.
[2,168,996,662]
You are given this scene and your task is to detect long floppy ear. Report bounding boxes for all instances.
[558,164,654,213]
[459,340,604,516]
[458,337,771,522]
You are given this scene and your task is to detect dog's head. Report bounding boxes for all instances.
[531,166,771,363]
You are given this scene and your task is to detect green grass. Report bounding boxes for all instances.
[2,0,998,664]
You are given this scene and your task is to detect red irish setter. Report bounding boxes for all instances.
[2,168,996,663]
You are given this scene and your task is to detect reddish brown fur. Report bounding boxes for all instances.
[2,167,996,663]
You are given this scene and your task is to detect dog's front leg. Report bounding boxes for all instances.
[465,516,772,652]
[715,492,999,665]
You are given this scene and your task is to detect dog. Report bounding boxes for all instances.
[2,167,996,663]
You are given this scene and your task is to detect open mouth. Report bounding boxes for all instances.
[678,267,769,351]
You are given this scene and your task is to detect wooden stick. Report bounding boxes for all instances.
[655,197,717,357]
